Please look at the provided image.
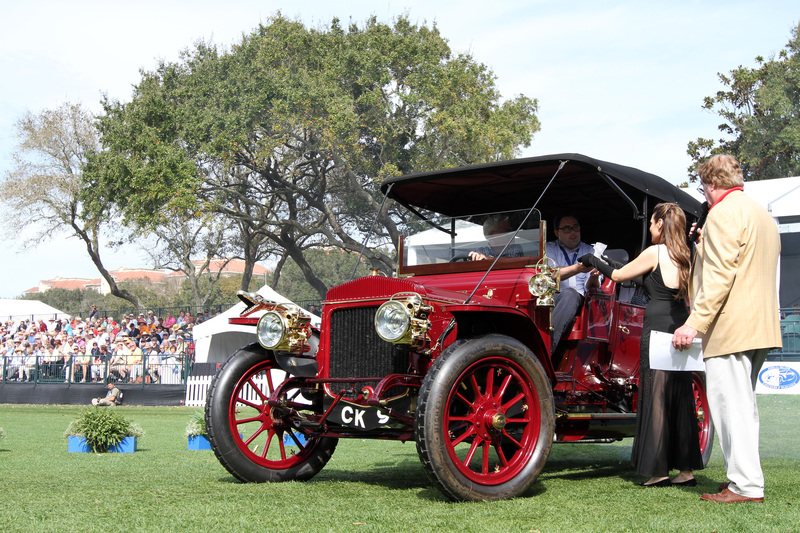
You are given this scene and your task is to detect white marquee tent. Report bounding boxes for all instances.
[0,299,69,324]
[192,285,320,364]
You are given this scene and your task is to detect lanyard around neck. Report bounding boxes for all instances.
[558,242,578,265]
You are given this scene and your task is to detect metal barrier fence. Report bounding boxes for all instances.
[771,312,800,361]
[1,353,191,386]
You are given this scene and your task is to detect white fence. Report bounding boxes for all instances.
[185,376,213,406]
[185,371,288,407]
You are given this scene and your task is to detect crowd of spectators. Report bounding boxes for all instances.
[1,308,210,384]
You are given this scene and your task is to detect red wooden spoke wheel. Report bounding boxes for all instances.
[416,335,554,501]
[205,344,337,482]
[443,357,540,483]
[692,371,715,466]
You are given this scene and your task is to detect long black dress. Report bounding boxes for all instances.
[630,252,704,477]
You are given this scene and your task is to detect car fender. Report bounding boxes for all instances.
[444,305,555,382]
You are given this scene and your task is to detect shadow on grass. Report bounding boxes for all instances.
[206,440,653,499]
[323,457,429,490]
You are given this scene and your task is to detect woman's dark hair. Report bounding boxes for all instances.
[652,203,691,298]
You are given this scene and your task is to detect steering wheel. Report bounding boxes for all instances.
[450,254,473,262]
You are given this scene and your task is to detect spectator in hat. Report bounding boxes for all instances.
[72,338,92,382]
[21,347,37,382]
[6,345,23,380]
[143,339,160,383]
[60,334,79,382]
[109,338,130,382]
[126,337,143,382]
[95,325,109,348]
[42,344,58,379]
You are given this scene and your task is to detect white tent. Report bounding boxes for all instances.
[192,285,320,364]
[0,299,69,324]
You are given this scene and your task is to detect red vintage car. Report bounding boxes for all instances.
[205,153,711,501]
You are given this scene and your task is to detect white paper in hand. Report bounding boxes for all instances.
[649,330,704,371]
[592,242,607,258]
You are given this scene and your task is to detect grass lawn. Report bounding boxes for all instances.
[0,395,798,532]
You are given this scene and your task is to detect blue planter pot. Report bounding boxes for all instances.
[111,437,137,453]
[68,435,137,453]
[68,436,91,453]
[188,435,212,450]
[283,433,307,446]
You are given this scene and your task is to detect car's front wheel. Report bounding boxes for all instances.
[415,334,554,501]
[205,343,337,482]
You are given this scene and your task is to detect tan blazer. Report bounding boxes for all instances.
[686,190,781,358]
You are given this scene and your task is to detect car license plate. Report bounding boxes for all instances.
[328,402,391,430]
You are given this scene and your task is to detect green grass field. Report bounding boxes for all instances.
[0,396,798,532]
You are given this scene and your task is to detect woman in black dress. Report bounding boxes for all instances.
[581,203,703,487]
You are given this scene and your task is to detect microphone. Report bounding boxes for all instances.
[688,201,709,243]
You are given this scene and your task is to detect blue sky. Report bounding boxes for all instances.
[0,0,797,298]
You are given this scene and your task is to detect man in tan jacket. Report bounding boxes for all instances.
[673,154,781,503]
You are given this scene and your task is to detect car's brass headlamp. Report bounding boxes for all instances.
[374,293,432,346]
[528,256,560,306]
[255,304,312,352]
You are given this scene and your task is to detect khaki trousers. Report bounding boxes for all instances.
[705,349,768,498]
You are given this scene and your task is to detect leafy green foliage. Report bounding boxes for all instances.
[63,407,145,453]
[274,247,372,302]
[688,22,800,180]
[89,14,540,299]
[172,274,262,308]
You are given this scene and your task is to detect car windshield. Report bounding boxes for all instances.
[403,209,541,267]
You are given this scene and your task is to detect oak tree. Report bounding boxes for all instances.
[90,15,541,298]
[688,22,800,180]
[0,103,141,307]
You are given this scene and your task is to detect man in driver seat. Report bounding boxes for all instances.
[468,215,524,261]
[546,214,599,354]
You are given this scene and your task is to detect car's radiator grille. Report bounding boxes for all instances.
[328,306,408,379]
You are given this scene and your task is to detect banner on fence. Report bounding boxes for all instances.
[756,362,800,395]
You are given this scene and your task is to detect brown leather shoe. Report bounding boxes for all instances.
[701,488,763,503]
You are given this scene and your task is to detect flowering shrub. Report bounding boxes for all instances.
[64,408,145,453]
[185,409,207,437]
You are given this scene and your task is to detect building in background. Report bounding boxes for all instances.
[24,259,269,296]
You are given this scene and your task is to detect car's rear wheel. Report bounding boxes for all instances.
[416,334,554,501]
[205,343,337,482]
[692,371,714,466]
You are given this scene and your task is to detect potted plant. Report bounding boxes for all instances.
[65,407,145,453]
[186,409,211,450]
